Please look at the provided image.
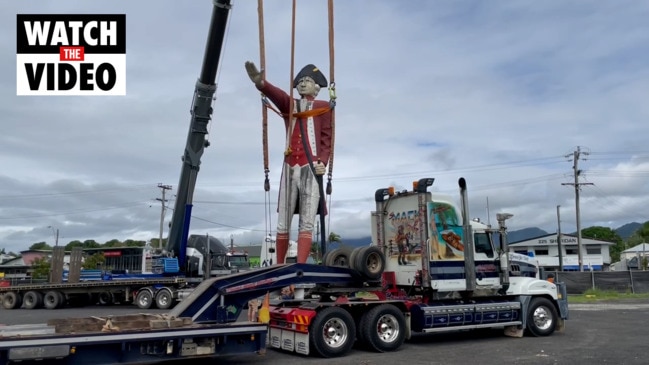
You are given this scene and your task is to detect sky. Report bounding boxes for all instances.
[1,0,649,254]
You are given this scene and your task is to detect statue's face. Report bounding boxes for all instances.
[296,76,318,96]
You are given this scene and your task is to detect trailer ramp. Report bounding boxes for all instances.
[170,263,367,322]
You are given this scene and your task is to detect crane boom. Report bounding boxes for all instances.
[166,0,233,271]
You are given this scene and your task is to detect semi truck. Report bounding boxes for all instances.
[0,0,568,363]
[0,176,569,363]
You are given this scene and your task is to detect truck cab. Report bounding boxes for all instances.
[370,179,542,298]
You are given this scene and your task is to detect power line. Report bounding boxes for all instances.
[0,184,156,200]
[0,201,151,220]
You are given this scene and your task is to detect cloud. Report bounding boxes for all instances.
[1,0,649,254]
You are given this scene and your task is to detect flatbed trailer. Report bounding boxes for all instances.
[0,263,369,364]
[0,277,187,310]
[0,313,267,364]
[0,258,568,363]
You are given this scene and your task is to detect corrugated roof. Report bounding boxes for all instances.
[622,243,649,253]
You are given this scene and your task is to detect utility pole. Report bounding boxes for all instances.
[156,183,172,250]
[47,226,60,247]
[556,205,563,271]
[562,146,593,272]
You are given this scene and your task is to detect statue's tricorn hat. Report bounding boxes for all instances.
[293,64,327,88]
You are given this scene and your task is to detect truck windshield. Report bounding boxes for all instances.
[228,255,250,268]
[474,232,494,258]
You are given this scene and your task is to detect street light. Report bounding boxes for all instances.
[47,226,59,247]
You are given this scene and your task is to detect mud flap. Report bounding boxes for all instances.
[504,325,524,338]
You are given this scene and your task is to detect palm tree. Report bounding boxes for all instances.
[328,232,341,242]
[328,232,342,248]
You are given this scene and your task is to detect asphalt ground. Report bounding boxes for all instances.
[2,300,649,365]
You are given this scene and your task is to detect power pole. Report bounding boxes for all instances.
[157,183,172,250]
[556,205,563,271]
[562,146,593,272]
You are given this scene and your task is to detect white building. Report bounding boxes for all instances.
[0,253,16,264]
[508,233,614,271]
[610,243,649,271]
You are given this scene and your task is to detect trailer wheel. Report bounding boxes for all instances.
[354,246,386,280]
[324,248,352,268]
[135,289,154,309]
[155,288,174,309]
[309,307,356,358]
[98,291,114,306]
[526,297,558,337]
[2,291,22,309]
[23,291,43,309]
[359,304,406,352]
[43,291,62,309]
[57,292,66,308]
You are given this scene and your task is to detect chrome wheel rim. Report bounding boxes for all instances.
[376,314,399,343]
[533,306,553,330]
[322,317,349,348]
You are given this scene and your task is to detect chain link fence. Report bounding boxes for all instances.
[548,271,649,295]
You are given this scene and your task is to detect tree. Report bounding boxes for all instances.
[31,257,51,280]
[150,238,166,249]
[83,253,106,270]
[82,240,101,249]
[123,239,146,247]
[65,240,84,251]
[0,248,5,254]
[310,241,322,263]
[29,242,52,251]
[328,232,342,246]
[582,226,624,262]
[635,221,649,242]
[104,239,122,247]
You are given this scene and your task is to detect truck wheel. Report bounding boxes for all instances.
[309,307,356,358]
[98,291,114,306]
[57,292,66,308]
[359,304,406,352]
[354,246,386,281]
[135,289,154,309]
[324,248,352,268]
[2,291,22,309]
[526,297,558,336]
[155,288,174,309]
[43,291,62,309]
[349,247,361,270]
[23,291,43,309]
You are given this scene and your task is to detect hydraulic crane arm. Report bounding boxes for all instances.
[166,0,233,270]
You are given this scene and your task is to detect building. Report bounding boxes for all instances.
[509,233,614,271]
[610,243,649,271]
[0,253,16,264]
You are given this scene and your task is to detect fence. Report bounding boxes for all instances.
[549,270,649,295]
